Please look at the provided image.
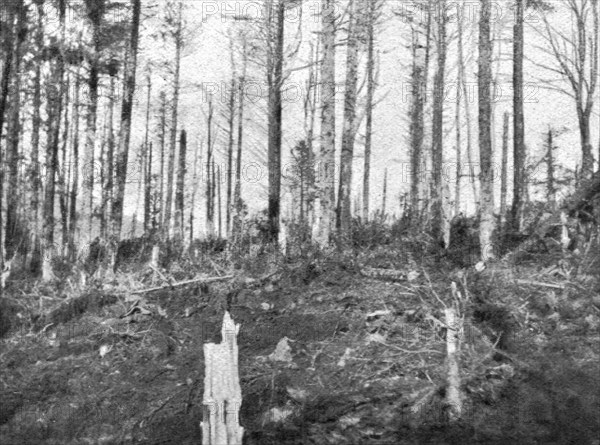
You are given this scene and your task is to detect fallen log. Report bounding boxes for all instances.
[361,267,409,282]
[130,275,234,295]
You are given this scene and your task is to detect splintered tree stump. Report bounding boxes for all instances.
[201,312,244,445]
[444,307,462,421]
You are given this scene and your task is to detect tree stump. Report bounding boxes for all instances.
[201,312,244,445]
[444,307,463,421]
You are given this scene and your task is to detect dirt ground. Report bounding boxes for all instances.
[1,245,599,444]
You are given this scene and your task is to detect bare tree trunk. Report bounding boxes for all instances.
[42,0,66,281]
[164,2,182,239]
[130,145,144,237]
[101,74,116,239]
[457,3,477,206]
[98,116,107,239]
[500,112,509,227]
[409,2,431,224]
[313,0,337,247]
[4,0,26,261]
[211,161,216,234]
[175,129,187,240]
[430,0,447,246]
[267,0,285,243]
[217,167,222,239]
[145,140,153,234]
[158,91,167,225]
[82,0,106,246]
[545,128,556,211]
[206,96,214,237]
[189,141,202,243]
[0,3,17,287]
[226,39,236,238]
[111,0,141,267]
[59,71,71,251]
[454,66,462,217]
[305,40,319,226]
[511,0,525,231]
[69,67,81,259]
[143,69,152,233]
[337,0,359,238]
[421,0,432,217]
[577,106,594,179]
[0,3,14,148]
[362,0,375,222]
[478,0,496,262]
[28,0,44,267]
[381,168,388,216]
[232,39,247,241]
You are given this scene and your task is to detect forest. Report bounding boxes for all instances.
[0,0,599,444]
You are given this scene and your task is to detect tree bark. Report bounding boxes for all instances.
[232,39,247,241]
[0,4,15,282]
[478,0,496,262]
[337,0,359,238]
[454,64,462,217]
[4,0,26,261]
[59,71,71,251]
[382,168,388,216]
[457,4,477,206]
[163,2,183,239]
[175,129,187,240]
[111,0,141,266]
[545,128,556,210]
[42,0,66,281]
[511,0,525,231]
[206,96,214,237]
[362,0,375,222]
[82,0,106,245]
[189,141,202,243]
[267,0,285,243]
[158,91,167,227]
[305,41,319,226]
[408,3,430,224]
[69,67,81,259]
[500,112,509,227]
[28,0,44,266]
[430,0,447,247]
[313,0,337,247]
[0,3,15,148]
[226,40,236,237]
[143,69,152,233]
[217,166,222,238]
[101,74,116,239]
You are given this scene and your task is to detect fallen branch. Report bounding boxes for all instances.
[149,264,173,287]
[515,279,565,290]
[361,267,408,282]
[131,275,234,295]
[235,271,280,288]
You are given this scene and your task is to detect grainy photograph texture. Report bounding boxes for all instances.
[0,0,599,443]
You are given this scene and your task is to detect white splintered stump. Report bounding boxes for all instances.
[444,307,462,421]
[560,211,570,251]
[201,312,244,445]
[279,220,288,255]
[151,245,160,269]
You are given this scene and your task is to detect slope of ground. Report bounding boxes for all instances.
[0,241,599,444]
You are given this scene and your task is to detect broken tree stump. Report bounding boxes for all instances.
[201,312,244,445]
[444,307,463,421]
